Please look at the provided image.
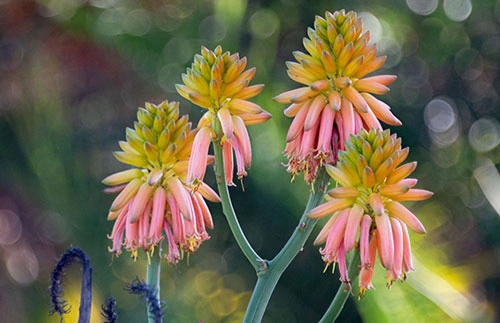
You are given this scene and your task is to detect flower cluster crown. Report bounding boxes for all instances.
[274,10,400,184]
[103,100,219,263]
[176,46,271,186]
[309,128,432,295]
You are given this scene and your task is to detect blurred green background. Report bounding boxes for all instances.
[0,0,499,322]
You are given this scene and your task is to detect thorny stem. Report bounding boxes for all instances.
[319,248,361,323]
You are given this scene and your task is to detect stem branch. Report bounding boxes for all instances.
[212,140,262,271]
[243,169,330,323]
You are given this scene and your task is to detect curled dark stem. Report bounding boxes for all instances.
[126,278,163,323]
[49,247,93,323]
[101,297,118,323]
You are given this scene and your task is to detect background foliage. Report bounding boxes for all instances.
[0,0,498,322]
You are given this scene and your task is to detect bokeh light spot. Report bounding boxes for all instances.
[424,97,456,133]
[0,209,22,245]
[358,12,382,44]
[444,0,472,22]
[88,0,117,9]
[194,270,222,296]
[96,8,125,36]
[122,9,152,37]
[379,38,402,68]
[209,288,238,316]
[249,9,279,39]
[6,247,39,285]
[199,16,227,42]
[469,118,500,153]
[406,0,438,16]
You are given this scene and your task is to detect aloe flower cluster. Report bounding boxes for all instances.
[308,128,432,295]
[176,46,271,187]
[103,101,220,263]
[274,10,400,184]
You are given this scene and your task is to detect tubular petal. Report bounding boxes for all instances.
[149,187,167,241]
[344,204,364,252]
[286,102,310,142]
[240,111,272,125]
[187,127,212,183]
[314,211,340,245]
[195,192,214,229]
[322,209,350,255]
[284,102,306,117]
[401,223,415,273]
[361,93,401,126]
[223,141,234,185]
[379,183,411,197]
[102,168,144,186]
[325,164,351,187]
[128,182,154,223]
[166,192,184,243]
[232,115,252,168]
[374,213,394,270]
[198,182,221,203]
[354,78,390,95]
[390,218,404,281]
[368,193,384,216]
[359,214,372,266]
[273,87,310,104]
[167,177,194,221]
[329,91,341,111]
[343,86,369,113]
[236,84,264,100]
[228,98,264,114]
[386,201,426,234]
[308,198,354,219]
[340,97,355,140]
[217,107,234,140]
[393,189,433,201]
[110,178,143,212]
[316,104,335,153]
[327,187,360,199]
[304,95,327,131]
[386,162,417,184]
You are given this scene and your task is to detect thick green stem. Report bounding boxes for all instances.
[146,248,162,323]
[319,249,361,323]
[212,140,262,271]
[243,169,330,323]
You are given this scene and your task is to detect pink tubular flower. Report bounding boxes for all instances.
[103,100,220,263]
[308,128,433,296]
[274,10,400,184]
[176,46,271,187]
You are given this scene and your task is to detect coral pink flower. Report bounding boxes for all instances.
[176,46,271,187]
[103,101,220,263]
[274,10,400,183]
[308,129,432,296]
